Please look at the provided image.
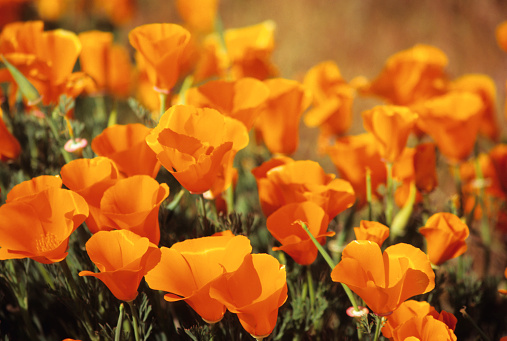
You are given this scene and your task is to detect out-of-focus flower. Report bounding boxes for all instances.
[184,77,269,130]
[91,123,161,178]
[326,133,387,207]
[176,0,218,33]
[35,0,67,22]
[91,0,136,27]
[79,230,161,302]
[419,212,469,266]
[254,78,311,155]
[252,158,355,219]
[358,44,449,106]
[414,142,438,194]
[0,0,29,29]
[391,315,457,341]
[266,202,333,265]
[331,240,435,316]
[78,30,132,98]
[346,306,369,317]
[146,105,249,195]
[0,110,21,161]
[353,220,389,247]
[392,147,423,207]
[129,23,190,93]
[145,234,252,323]
[64,138,87,155]
[361,105,418,163]
[496,20,507,53]
[209,253,287,339]
[0,175,88,264]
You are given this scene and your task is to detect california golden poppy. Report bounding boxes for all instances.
[496,20,507,53]
[419,212,469,266]
[331,240,435,316]
[414,142,438,194]
[176,0,218,33]
[381,300,437,339]
[146,105,249,194]
[79,230,161,302]
[267,202,333,265]
[0,110,20,162]
[353,220,389,247]
[129,23,190,93]
[144,234,252,323]
[0,175,88,264]
[91,123,161,178]
[209,253,288,339]
[391,315,457,341]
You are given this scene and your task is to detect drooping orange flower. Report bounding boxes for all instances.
[78,30,132,97]
[359,44,449,106]
[209,253,288,339]
[326,133,387,207]
[146,105,249,194]
[361,105,418,163]
[0,110,21,161]
[91,123,161,178]
[415,91,484,164]
[391,315,457,341]
[60,157,120,234]
[79,230,161,302]
[252,158,356,219]
[254,78,311,155]
[331,240,435,316]
[353,220,389,247]
[419,212,469,266]
[0,175,88,264]
[184,77,270,130]
[176,0,218,33]
[129,23,191,93]
[144,234,252,323]
[266,202,333,265]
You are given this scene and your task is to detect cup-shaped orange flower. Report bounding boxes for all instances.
[146,105,249,194]
[252,158,356,219]
[0,111,21,162]
[382,300,437,339]
[254,78,311,155]
[353,220,389,247]
[209,253,288,339]
[0,175,88,264]
[176,0,218,33]
[184,77,270,130]
[79,230,161,302]
[91,123,161,178]
[129,23,190,93]
[144,234,252,323]
[267,202,333,265]
[99,175,169,244]
[362,105,418,163]
[391,315,457,341]
[331,240,435,316]
[419,212,469,266]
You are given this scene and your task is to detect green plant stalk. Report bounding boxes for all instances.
[200,194,210,234]
[225,184,234,214]
[452,163,463,217]
[460,307,492,341]
[35,262,56,291]
[108,99,118,127]
[366,168,373,221]
[115,303,125,341]
[373,315,386,341]
[474,157,491,248]
[385,161,394,226]
[390,181,416,240]
[306,266,315,311]
[128,300,141,341]
[176,75,194,105]
[158,92,167,120]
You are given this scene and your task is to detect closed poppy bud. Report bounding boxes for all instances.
[0,175,88,264]
[129,23,190,93]
[146,105,249,194]
[209,253,288,339]
[331,240,435,316]
[254,78,311,155]
[381,300,438,339]
[362,105,418,163]
[414,142,438,194]
[145,235,252,323]
[0,112,21,162]
[79,230,161,302]
[92,123,161,178]
[353,220,389,247]
[267,202,333,265]
[419,212,469,266]
[392,315,457,341]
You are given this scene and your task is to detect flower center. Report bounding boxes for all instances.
[35,233,59,253]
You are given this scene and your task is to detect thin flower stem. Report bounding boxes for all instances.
[452,163,463,217]
[225,184,234,213]
[158,92,167,120]
[373,315,386,341]
[176,75,194,105]
[200,194,210,234]
[115,303,125,341]
[474,157,491,248]
[306,266,315,311]
[385,161,394,226]
[35,262,56,291]
[460,307,492,341]
[366,168,373,221]
[128,300,141,341]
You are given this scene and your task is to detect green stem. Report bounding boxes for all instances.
[176,75,194,105]
[373,315,386,341]
[366,168,373,221]
[158,92,167,120]
[115,303,125,341]
[35,262,56,291]
[306,267,315,311]
[474,157,491,248]
[225,184,234,214]
[385,162,394,226]
[460,307,492,341]
[200,194,210,234]
[452,163,463,217]
[128,300,141,341]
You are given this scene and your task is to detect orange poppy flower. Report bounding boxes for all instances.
[144,234,252,323]
[303,60,355,139]
[266,202,333,265]
[415,91,483,164]
[414,142,438,194]
[60,157,120,234]
[79,230,161,302]
[391,315,457,341]
[381,300,437,339]
[146,105,249,194]
[176,0,218,33]
[91,0,136,27]
[129,23,191,93]
[359,44,449,105]
[78,30,132,97]
[392,148,424,207]
[254,78,311,155]
[0,111,21,162]
[326,133,387,207]
[489,144,507,195]
[361,105,418,163]
[419,212,469,266]
[252,158,356,219]
[0,175,88,264]
[209,253,288,339]
[184,77,270,130]
[0,0,29,29]
[91,123,161,178]
[331,240,435,316]
[353,220,389,247]
[496,20,507,53]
